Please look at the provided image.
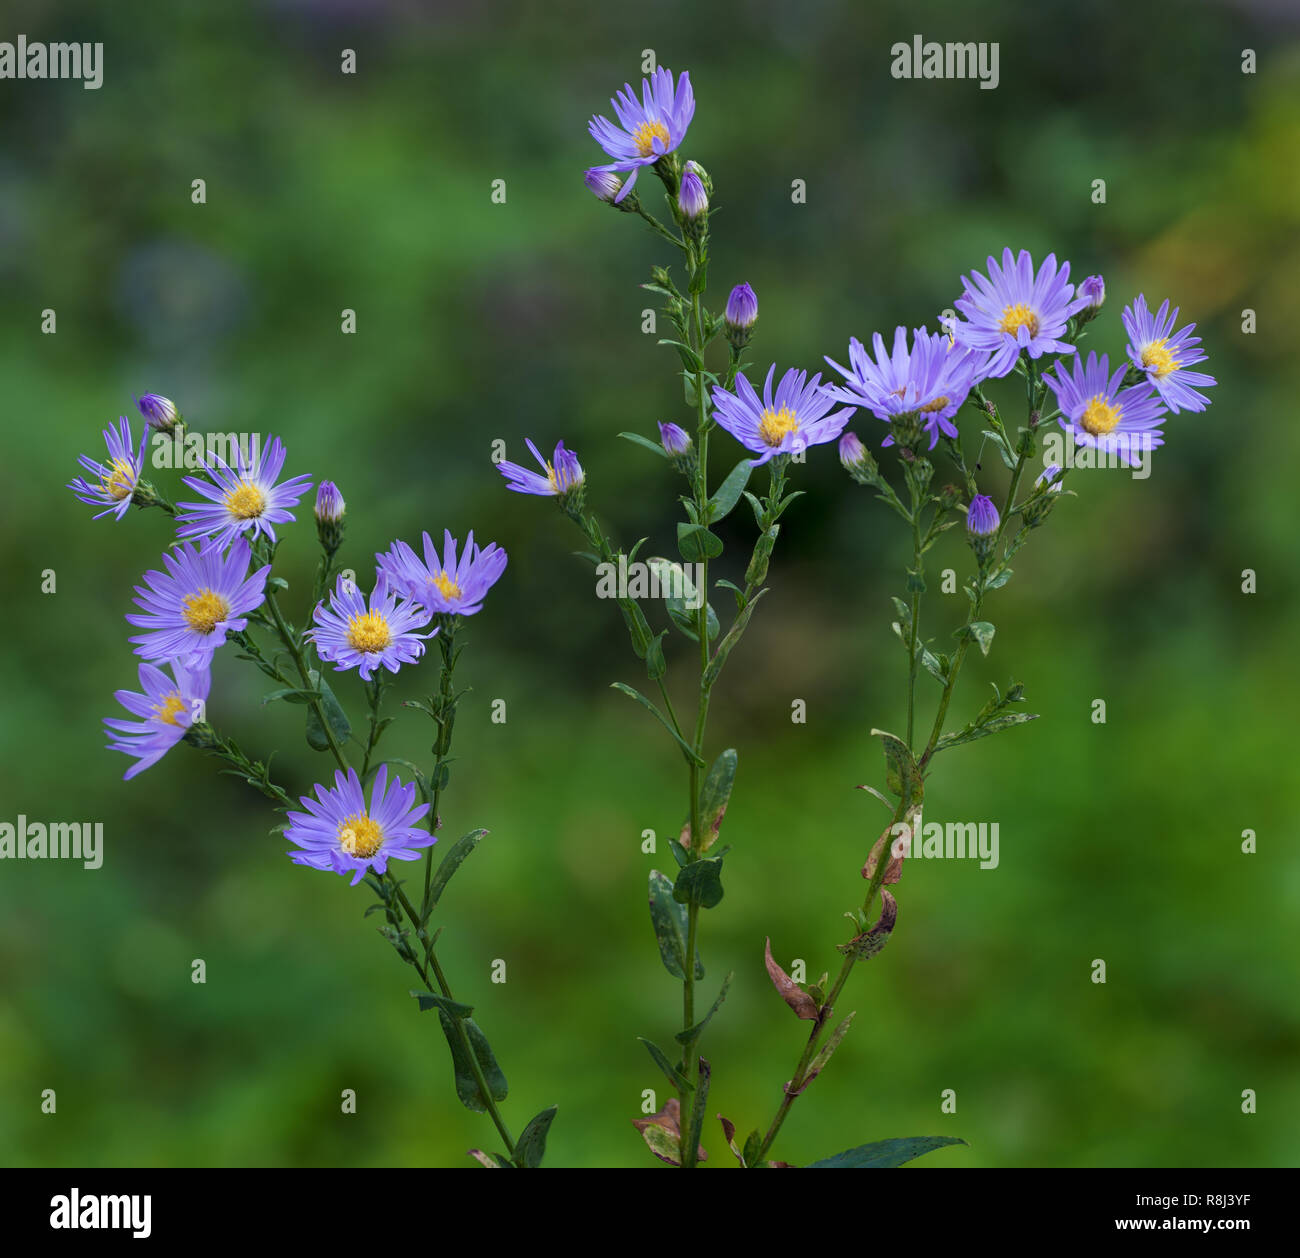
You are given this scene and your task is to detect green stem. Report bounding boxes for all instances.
[755,790,913,1163]
[421,622,459,923]
[388,877,518,1161]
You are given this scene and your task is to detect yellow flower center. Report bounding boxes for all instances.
[224,481,266,519]
[346,611,392,653]
[632,120,671,157]
[338,813,384,859]
[152,692,187,727]
[183,588,230,634]
[919,395,950,413]
[432,571,462,601]
[101,458,136,500]
[1080,394,1123,435]
[758,405,800,447]
[1141,338,1179,379]
[998,303,1040,338]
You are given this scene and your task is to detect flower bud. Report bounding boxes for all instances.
[838,431,878,485]
[678,166,708,221]
[966,493,1000,564]
[585,167,637,212]
[1078,274,1105,323]
[1024,464,1064,528]
[136,393,181,433]
[315,480,346,553]
[659,421,696,478]
[684,159,713,197]
[724,282,758,350]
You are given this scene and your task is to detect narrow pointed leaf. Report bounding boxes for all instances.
[808,1135,966,1168]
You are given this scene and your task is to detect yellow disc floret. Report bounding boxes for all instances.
[338,813,384,859]
[1141,338,1179,379]
[183,588,231,634]
[432,571,462,601]
[224,481,267,519]
[101,458,137,501]
[152,692,187,726]
[758,405,800,447]
[346,611,392,653]
[632,120,671,157]
[1080,394,1123,435]
[999,303,1040,338]
[919,395,950,413]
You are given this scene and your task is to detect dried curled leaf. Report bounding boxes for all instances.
[837,889,898,960]
[632,1098,707,1166]
[764,937,820,1020]
[862,803,922,885]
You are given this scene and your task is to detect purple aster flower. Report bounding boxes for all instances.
[309,574,435,681]
[1122,295,1216,413]
[724,283,758,331]
[825,327,987,448]
[127,537,269,664]
[286,764,434,886]
[175,435,313,548]
[953,248,1091,378]
[135,393,181,432]
[104,659,211,780]
[658,422,692,455]
[1079,275,1105,311]
[584,167,624,203]
[678,166,708,219]
[588,67,695,203]
[1045,351,1167,468]
[376,530,508,618]
[498,438,585,497]
[68,416,148,521]
[966,494,1000,538]
[711,366,855,467]
[1036,463,1064,490]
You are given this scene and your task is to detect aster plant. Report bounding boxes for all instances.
[73,397,555,1168]
[500,66,1217,1170]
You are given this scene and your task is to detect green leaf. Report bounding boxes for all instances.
[425,829,487,915]
[304,672,351,752]
[638,1037,692,1091]
[982,430,1016,470]
[659,338,703,371]
[648,870,704,980]
[672,855,725,910]
[676,522,724,561]
[806,1011,856,1083]
[610,682,705,767]
[934,711,1039,753]
[808,1135,966,1168]
[675,972,733,1048]
[694,747,737,852]
[647,557,720,644]
[437,1012,509,1114]
[871,728,922,807]
[515,1105,559,1169]
[644,630,668,682]
[968,621,996,656]
[684,1057,711,1167]
[985,567,1013,590]
[707,459,753,523]
[412,990,475,1018]
[619,599,654,659]
[261,687,313,706]
[703,588,767,688]
[920,648,947,684]
[741,1130,764,1168]
[618,431,669,459]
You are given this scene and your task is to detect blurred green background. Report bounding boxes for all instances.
[1,0,1297,1168]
